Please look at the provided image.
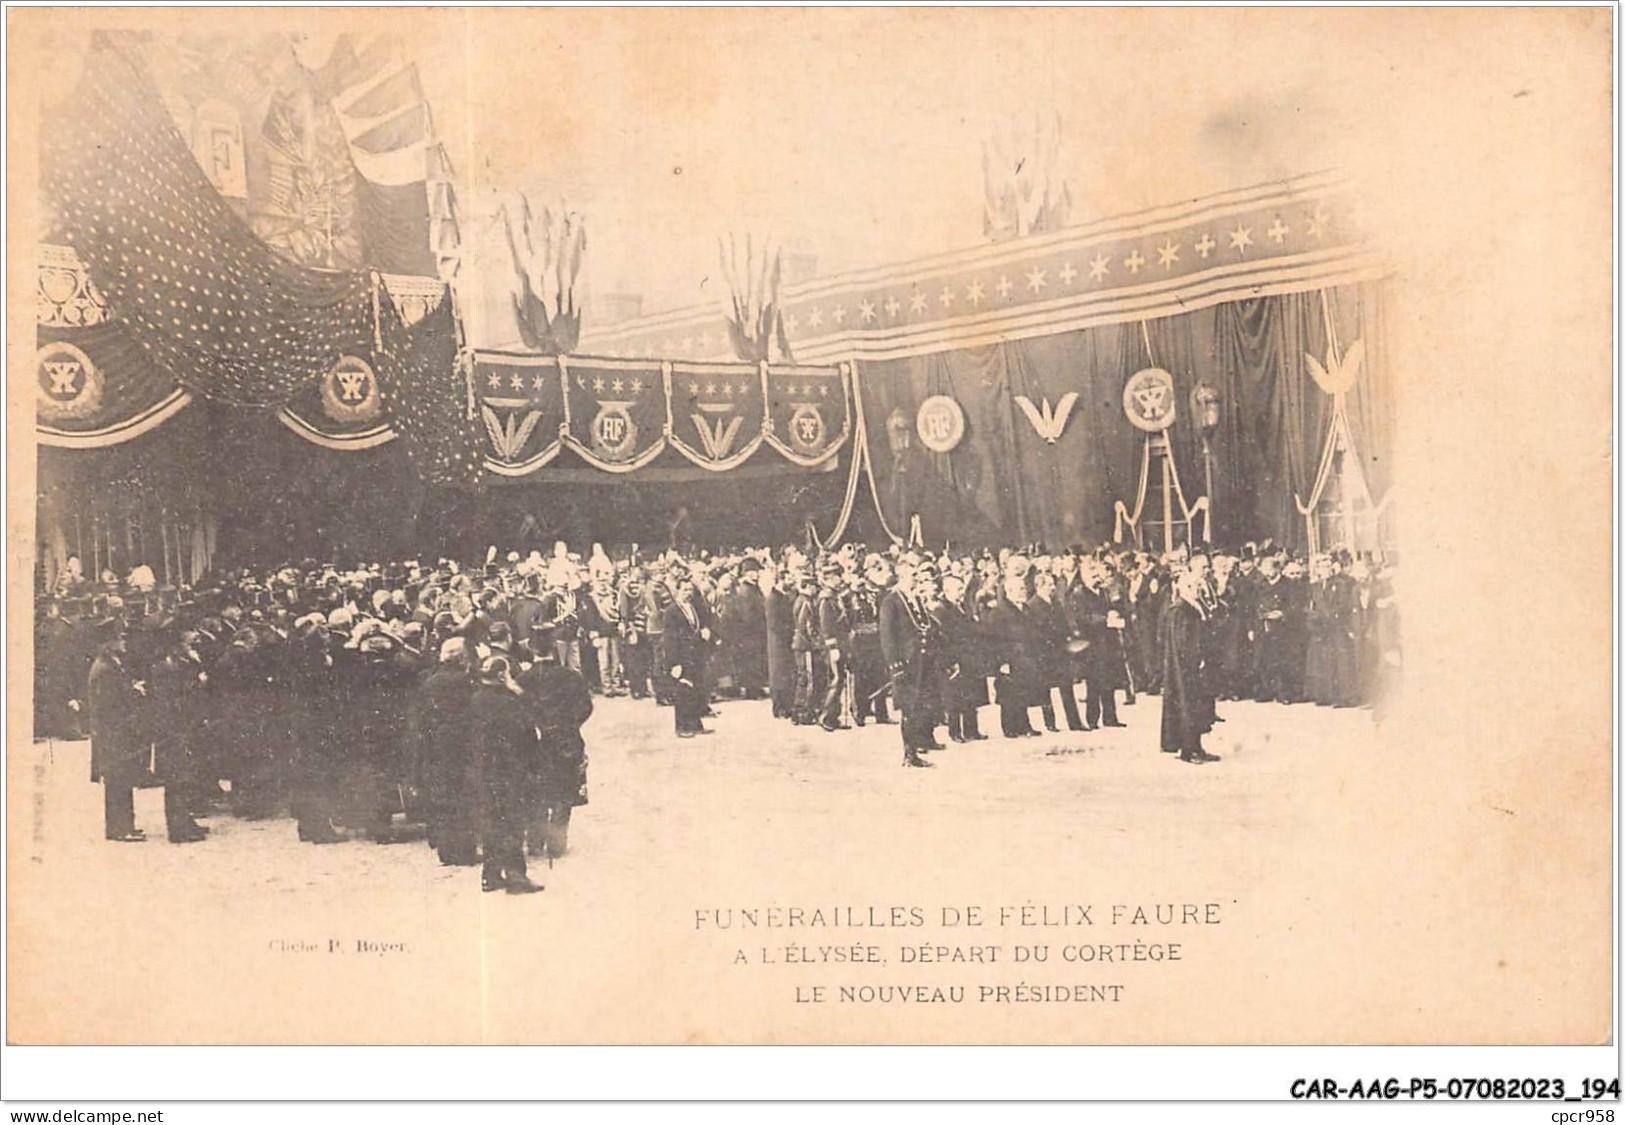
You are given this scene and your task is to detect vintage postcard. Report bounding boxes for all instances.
[5,6,1613,1051]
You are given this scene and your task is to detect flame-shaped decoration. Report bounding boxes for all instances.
[719,232,789,363]
[1305,338,1365,397]
[505,194,586,355]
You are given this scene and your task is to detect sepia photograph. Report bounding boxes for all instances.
[2,3,1615,1097]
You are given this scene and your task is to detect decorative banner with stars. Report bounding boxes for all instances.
[666,360,768,471]
[763,363,852,467]
[471,350,567,475]
[560,357,670,473]
[576,170,1383,365]
[43,35,382,409]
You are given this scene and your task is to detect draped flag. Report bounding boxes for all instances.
[561,358,668,472]
[666,361,767,471]
[322,35,460,279]
[371,288,484,488]
[763,363,851,467]
[46,34,377,408]
[473,351,566,474]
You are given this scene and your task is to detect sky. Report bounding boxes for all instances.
[393,8,1358,324]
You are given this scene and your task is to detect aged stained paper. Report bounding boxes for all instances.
[5,6,1613,1046]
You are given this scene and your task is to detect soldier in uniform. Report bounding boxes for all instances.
[517,644,593,860]
[469,655,543,893]
[586,568,624,696]
[618,567,653,700]
[540,565,584,674]
[790,572,822,726]
[847,559,893,727]
[641,567,673,706]
[815,564,852,731]
[879,562,942,766]
[507,568,547,650]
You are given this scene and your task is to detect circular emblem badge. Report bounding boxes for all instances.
[788,403,827,455]
[1123,368,1177,432]
[320,355,381,424]
[37,341,102,422]
[591,402,639,462]
[916,395,965,453]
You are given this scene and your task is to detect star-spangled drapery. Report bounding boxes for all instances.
[45,34,377,408]
[370,288,485,489]
[857,283,1388,552]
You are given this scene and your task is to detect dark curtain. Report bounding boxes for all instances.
[1331,281,1394,505]
[38,398,425,576]
[858,284,1389,553]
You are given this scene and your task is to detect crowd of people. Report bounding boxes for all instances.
[34,537,1400,887]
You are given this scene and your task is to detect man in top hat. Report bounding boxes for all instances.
[1160,570,1220,764]
[763,564,798,720]
[286,613,344,845]
[1068,556,1127,730]
[934,569,987,742]
[469,655,544,894]
[991,572,1042,738]
[516,639,593,861]
[87,615,151,841]
[1032,568,1085,733]
[149,621,213,842]
[662,572,715,738]
[414,636,477,864]
[718,558,769,702]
